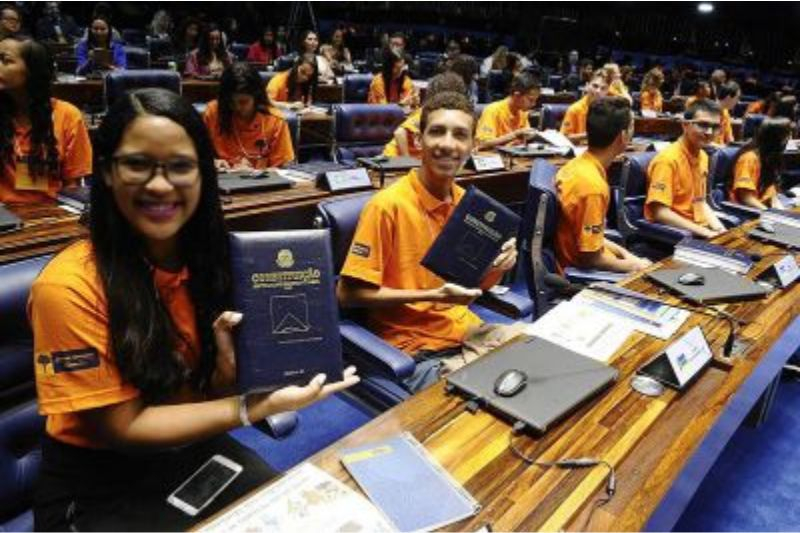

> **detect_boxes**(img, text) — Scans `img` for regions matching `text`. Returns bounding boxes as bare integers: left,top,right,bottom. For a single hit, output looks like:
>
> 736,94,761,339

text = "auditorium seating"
104,69,182,108
230,43,250,61
331,103,406,162
708,146,761,220
539,103,570,130
123,46,150,69
342,73,373,103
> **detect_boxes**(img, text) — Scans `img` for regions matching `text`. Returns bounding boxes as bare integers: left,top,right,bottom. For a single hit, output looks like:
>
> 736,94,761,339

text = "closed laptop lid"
647,265,768,304
749,223,800,249
358,156,421,170
446,336,618,433
0,204,21,233
217,172,293,195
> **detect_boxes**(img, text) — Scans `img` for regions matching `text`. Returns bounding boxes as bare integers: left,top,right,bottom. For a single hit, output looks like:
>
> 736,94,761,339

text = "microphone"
543,272,583,296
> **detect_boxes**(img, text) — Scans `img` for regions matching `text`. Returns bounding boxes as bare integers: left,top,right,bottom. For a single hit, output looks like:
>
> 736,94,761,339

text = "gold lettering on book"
251,268,322,290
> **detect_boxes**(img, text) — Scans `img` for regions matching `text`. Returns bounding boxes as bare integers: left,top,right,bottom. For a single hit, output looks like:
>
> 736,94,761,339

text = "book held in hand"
421,186,521,288
229,229,343,393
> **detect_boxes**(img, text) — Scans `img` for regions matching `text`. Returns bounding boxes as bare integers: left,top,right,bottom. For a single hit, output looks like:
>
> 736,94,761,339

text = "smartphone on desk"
166,455,243,516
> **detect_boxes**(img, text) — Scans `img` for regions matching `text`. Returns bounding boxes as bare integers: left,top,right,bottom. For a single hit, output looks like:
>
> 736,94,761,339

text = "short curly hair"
420,91,475,132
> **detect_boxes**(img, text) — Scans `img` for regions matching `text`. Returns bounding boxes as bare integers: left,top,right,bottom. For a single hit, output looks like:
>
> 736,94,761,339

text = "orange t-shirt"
340,169,481,354
475,97,530,144
645,137,709,225
746,101,765,115
729,150,777,205
1,98,92,204
202,100,295,168
383,109,421,158
685,96,701,108
715,108,734,145
367,74,414,104
560,96,590,136
267,70,310,103
554,151,614,271
640,89,663,113
30,240,201,449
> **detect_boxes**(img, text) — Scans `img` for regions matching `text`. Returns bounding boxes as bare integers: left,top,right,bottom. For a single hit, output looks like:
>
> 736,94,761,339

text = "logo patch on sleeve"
583,224,603,234
351,242,371,258
651,182,667,192
51,348,100,373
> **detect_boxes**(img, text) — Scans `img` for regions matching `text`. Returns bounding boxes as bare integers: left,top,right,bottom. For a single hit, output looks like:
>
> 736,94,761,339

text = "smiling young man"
475,72,540,150
645,99,726,239
338,91,521,392
560,70,610,141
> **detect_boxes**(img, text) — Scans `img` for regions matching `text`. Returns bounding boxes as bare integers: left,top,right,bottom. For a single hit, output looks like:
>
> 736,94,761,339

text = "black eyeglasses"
688,120,721,133
112,155,199,187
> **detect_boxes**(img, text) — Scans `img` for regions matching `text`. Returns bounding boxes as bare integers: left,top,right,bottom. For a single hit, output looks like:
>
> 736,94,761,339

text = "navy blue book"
421,186,521,288
229,229,343,393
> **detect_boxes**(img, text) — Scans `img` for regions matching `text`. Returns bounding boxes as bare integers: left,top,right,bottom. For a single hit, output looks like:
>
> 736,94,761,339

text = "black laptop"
217,171,293,195
748,222,800,249
647,265,769,304
357,155,421,171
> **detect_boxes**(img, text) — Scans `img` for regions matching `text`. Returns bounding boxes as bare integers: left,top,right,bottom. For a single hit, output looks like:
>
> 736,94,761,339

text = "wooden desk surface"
274,223,800,532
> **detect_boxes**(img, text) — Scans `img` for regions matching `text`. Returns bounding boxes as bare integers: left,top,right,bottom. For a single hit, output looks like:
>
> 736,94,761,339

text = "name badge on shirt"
14,157,51,191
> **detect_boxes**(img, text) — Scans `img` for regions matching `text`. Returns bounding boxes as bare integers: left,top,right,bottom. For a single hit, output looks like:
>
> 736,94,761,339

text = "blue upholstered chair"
708,146,761,220
331,104,406,163
342,74,373,103
486,70,509,102
146,37,174,62
123,46,150,69
547,74,563,91
743,114,766,140
230,43,250,61
121,28,146,46
520,160,624,318
539,103,570,130
104,69,181,108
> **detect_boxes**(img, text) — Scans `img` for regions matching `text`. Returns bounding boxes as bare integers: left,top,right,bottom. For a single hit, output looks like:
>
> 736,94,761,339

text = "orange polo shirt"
340,169,481,354
640,89,663,113
267,70,310,103
560,95,590,136
746,101,765,115
367,74,414,104
30,240,201,449
608,80,630,99
715,108,734,145
645,137,709,225
729,150,777,205
555,151,615,271
475,97,530,144
685,96,701,108
1,98,92,204
383,109,421,158
202,100,295,168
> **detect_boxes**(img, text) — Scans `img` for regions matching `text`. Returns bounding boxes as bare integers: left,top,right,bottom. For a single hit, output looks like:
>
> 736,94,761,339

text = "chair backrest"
315,192,377,272
539,103,570,130
230,42,250,61
617,151,658,238
259,70,278,85
519,159,560,318
547,74,562,91
0,255,50,339
474,103,487,121
342,74,373,103
275,55,294,71
487,70,509,102
123,46,150,69
708,145,740,206
147,37,173,61
104,69,181,108
121,28,146,46
333,103,405,152
733,100,749,118
743,113,766,140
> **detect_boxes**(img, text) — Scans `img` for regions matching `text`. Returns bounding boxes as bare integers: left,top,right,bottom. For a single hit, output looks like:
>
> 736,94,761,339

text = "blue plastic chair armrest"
636,218,692,243
604,228,623,244
564,267,627,284
713,210,741,228
719,200,761,220
339,320,415,380
476,289,534,319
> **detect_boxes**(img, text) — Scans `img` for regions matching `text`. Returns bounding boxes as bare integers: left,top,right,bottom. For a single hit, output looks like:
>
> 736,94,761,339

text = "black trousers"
34,434,276,532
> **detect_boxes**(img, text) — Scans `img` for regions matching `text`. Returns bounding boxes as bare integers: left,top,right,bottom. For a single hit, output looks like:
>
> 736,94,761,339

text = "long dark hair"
730,117,791,196
0,37,59,179
217,62,270,137
258,26,278,59
296,29,318,54
197,22,230,68
288,53,318,103
380,47,409,102
87,15,113,49
90,88,230,402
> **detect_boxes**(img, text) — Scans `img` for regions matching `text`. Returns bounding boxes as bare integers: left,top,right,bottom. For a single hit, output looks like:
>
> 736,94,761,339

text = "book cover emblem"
276,249,294,268
484,211,496,223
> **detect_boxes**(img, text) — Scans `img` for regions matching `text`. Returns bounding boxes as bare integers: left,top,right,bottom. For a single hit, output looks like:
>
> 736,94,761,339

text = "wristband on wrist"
238,394,252,427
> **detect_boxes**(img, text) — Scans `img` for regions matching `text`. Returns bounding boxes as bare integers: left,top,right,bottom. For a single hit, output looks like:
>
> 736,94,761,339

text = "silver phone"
166,454,243,516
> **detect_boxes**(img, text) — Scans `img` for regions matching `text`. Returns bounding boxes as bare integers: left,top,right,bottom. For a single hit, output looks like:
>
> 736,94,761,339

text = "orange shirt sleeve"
401,77,414,101
572,194,607,253
716,109,734,144
267,72,289,102
476,105,499,143
57,102,93,182
201,100,225,160
645,157,676,216
560,102,582,135
340,199,394,286
368,75,387,104
266,115,295,167
731,151,760,203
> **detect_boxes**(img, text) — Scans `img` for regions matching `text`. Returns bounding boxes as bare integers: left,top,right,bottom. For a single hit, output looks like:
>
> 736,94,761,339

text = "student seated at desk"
267,53,318,111
645,99,727,239
246,26,283,65
746,91,781,116
383,72,467,158
728,117,791,210
203,63,294,171
560,70,609,141
555,97,652,273
75,15,126,75
0,36,92,204
184,23,234,79
604,63,632,104
30,88,358,531
475,72,540,150
367,47,418,106
640,68,665,114
338,91,522,393
684,80,711,109
715,81,740,145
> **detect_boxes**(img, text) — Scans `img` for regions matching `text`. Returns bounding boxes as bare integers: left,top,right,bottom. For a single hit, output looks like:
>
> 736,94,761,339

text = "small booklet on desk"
229,229,343,393
421,186,521,288
340,432,480,532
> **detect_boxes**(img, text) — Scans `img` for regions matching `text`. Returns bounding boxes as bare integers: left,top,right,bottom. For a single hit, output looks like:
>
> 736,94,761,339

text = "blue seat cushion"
0,509,33,532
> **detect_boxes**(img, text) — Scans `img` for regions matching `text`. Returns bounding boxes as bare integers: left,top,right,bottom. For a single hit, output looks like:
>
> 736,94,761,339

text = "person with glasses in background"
203,62,294,172
30,88,359,531
0,4,23,39
0,36,92,204
644,99,727,239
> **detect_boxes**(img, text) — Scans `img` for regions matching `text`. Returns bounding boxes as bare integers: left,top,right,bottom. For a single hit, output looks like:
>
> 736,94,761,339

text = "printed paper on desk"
523,300,633,362
665,326,712,387
199,463,395,533
535,129,576,151
641,109,658,118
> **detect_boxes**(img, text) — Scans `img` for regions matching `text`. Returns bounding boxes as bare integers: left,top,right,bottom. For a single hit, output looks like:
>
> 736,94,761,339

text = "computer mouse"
759,220,776,234
494,369,528,397
678,272,706,286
